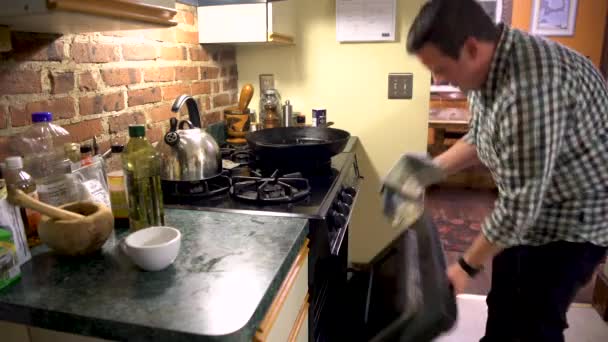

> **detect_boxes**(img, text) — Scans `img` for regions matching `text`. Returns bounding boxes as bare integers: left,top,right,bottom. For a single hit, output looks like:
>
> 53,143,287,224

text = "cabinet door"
0,321,29,342
254,241,309,342
288,295,309,342
198,4,267,43
268,0,296,44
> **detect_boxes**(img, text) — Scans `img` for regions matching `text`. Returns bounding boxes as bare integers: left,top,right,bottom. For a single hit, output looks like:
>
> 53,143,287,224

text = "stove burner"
230,170,311,203
162,174,231,199
221,144,254,165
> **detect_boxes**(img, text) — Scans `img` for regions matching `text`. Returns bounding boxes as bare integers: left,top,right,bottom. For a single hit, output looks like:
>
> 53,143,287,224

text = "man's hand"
447,263,470,295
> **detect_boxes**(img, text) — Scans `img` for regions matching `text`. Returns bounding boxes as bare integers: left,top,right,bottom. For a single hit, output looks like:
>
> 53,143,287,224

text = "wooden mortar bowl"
39,202,114,256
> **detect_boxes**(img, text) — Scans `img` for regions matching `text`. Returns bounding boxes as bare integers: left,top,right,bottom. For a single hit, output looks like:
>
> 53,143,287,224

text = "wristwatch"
458,256,483,278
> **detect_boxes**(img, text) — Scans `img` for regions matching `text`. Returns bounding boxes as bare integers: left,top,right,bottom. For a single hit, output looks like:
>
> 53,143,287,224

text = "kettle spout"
172,95,202,128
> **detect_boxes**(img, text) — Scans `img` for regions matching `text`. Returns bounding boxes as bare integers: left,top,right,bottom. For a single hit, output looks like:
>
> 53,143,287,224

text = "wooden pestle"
8,189,84,221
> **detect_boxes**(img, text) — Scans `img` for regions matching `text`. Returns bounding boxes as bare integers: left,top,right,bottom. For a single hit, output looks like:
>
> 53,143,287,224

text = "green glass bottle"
123,125,164,231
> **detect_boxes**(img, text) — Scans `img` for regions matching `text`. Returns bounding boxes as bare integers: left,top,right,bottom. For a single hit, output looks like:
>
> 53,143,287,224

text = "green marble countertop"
0,209,309,341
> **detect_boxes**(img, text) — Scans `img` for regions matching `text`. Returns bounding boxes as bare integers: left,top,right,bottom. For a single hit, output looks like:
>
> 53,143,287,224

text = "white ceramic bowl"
123,226,181,271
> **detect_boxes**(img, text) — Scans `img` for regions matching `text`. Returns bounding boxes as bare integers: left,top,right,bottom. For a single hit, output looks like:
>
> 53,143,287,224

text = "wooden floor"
430,187,599,304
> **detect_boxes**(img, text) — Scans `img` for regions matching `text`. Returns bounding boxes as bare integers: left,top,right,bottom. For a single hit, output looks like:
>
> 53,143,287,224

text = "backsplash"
0,3,238,161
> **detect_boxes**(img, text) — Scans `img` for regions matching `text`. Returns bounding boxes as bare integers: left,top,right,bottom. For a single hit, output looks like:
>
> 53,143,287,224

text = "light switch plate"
388,73,413,99
259,74,275,93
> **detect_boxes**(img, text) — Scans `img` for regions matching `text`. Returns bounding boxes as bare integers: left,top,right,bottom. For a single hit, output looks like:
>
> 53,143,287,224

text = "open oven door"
337,211,457,342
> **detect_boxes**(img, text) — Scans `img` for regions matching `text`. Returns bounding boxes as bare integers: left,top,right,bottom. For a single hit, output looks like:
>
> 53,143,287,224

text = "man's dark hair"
407,0,499,59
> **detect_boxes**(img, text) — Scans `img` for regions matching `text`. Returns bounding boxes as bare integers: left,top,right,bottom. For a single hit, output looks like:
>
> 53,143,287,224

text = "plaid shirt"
464,24,608,248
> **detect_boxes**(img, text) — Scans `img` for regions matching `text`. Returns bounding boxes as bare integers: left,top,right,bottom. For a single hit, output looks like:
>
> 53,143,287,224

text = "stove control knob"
339,192,354,205
328,210,347,230
343,186,357,197
333,201,350,216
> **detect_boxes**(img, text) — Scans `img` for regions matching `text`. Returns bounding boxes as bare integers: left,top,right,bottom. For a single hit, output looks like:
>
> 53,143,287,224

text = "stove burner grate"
230,170,311,203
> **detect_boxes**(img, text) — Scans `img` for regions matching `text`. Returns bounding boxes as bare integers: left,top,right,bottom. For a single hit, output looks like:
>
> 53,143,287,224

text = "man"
406,0,608,341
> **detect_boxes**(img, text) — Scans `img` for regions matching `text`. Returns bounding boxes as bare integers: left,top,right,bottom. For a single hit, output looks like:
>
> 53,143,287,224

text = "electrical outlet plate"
259,74,275,93
388,73,413,99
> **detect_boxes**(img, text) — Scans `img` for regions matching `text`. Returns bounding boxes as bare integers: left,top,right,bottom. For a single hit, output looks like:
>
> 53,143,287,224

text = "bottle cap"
128,125,146,137
111,145,124,153
5,156,23,169
32,112,53,123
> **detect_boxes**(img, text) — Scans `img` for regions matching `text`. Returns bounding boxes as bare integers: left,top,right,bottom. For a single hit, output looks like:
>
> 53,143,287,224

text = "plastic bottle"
2,157,41,247
107,144,129,227
14,112,75,206
123,125,164,231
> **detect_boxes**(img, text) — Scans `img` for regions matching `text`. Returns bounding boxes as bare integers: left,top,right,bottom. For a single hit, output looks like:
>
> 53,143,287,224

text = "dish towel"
381,153,445,230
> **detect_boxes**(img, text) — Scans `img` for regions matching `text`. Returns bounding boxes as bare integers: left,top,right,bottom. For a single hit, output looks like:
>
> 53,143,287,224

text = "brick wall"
0,3,238,161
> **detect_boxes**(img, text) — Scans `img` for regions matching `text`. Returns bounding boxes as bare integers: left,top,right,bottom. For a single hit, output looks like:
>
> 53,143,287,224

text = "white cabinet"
254,240,309,342
0,0,177,34
197,1,295,44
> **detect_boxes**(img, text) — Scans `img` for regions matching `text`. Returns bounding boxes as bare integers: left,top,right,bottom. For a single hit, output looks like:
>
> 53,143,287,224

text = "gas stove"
165,142,361,342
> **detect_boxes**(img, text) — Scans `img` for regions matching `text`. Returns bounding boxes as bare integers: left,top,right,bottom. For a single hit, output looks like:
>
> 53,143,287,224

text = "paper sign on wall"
336,0,397,42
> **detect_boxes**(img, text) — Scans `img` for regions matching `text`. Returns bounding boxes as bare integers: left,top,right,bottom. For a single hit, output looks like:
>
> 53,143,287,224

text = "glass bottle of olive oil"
123,125,164,231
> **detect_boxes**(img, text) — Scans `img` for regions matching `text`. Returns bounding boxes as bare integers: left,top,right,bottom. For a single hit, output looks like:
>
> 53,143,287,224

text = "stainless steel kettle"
155,96,221,182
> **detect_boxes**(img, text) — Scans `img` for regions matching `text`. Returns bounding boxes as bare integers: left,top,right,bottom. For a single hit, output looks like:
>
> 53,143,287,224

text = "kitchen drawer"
288,295,309,342
254,240,309,342
0,321,29,342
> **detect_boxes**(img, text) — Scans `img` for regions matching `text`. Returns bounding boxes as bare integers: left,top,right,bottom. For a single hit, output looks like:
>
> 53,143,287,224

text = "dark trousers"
480,241,607,342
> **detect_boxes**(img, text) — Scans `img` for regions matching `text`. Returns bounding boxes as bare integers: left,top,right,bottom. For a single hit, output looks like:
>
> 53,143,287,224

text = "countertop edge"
0,220,311,342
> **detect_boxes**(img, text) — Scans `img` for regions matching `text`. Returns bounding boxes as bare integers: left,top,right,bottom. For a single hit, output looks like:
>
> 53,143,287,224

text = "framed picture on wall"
531,0,578,36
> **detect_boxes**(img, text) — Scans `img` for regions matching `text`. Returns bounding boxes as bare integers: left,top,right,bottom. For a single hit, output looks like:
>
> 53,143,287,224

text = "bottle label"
108,174,128,219
82,179,111,207
37,176,71,207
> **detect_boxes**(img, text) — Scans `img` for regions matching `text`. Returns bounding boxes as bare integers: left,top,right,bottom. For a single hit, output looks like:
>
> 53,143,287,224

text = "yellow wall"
236,0,430,263
511,0,607,66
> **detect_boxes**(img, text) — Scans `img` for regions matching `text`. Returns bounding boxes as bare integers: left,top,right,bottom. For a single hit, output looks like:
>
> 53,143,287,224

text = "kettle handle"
178,120,194,130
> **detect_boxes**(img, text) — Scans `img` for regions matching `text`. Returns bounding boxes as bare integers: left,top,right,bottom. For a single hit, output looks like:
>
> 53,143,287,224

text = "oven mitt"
381,153,445,229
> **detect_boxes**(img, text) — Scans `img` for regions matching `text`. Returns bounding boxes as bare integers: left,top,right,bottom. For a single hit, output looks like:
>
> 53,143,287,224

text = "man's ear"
463,37,479,60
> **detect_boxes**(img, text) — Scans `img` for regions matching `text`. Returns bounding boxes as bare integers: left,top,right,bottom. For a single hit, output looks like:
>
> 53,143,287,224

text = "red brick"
101,68,141,86
175,66,198,81
200,67,219,80
64,119,103,142
0,105,7,129
230,92,238,104
203,111,221,127
78,72,98,91
213,94,231,108
223,78,238,92
213,81,220,93
50,72,75,94
177,11,195,25
220,48,236,61
205,97,211,111
108,111,146,134
146,125,164,143
162,84,191,101
230,64,238,77
79,92,125,115
143,67,174,82
175,29,198,44
105,29,175,43
148,103,173,123
0,70,42,94
189,47,209,61
0,136,10,161
160,46,186,60
128,87,162,106
191,81,211,95
71,43,119,63
9,33,65,61
10,97,76,126
122,44,157,61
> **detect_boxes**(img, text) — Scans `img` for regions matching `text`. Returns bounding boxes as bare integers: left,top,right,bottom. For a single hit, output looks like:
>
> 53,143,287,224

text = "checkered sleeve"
463,93,478,145
481,85,572,247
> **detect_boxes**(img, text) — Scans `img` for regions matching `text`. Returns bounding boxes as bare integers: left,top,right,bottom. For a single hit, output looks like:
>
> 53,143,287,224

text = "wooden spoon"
238,83,254,112
8,189,84,221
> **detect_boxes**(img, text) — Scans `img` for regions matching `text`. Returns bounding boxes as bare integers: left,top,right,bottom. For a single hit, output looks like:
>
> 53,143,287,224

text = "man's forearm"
433,138,481,176
463,233,503,269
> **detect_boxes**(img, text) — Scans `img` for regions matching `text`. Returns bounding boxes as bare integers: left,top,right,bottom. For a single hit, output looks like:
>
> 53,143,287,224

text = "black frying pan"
246,126,351,162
